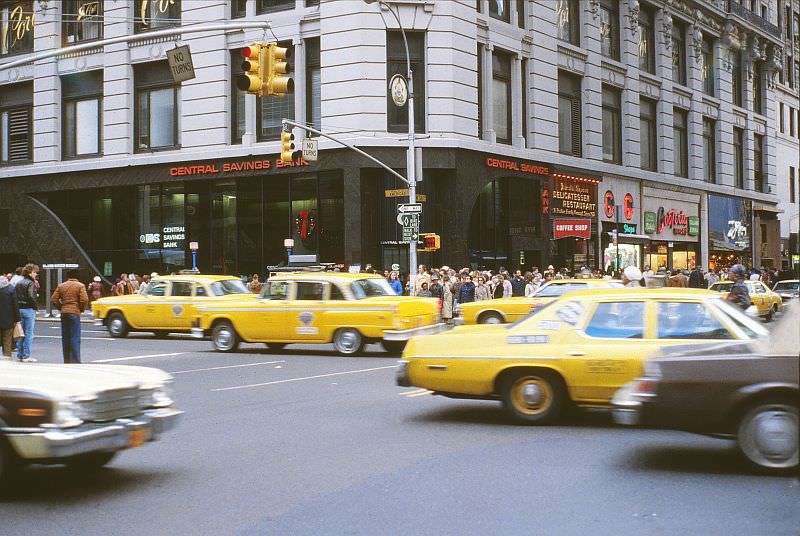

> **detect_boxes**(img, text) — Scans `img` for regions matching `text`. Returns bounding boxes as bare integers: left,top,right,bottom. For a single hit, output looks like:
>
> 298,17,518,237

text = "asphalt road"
1,321,798,536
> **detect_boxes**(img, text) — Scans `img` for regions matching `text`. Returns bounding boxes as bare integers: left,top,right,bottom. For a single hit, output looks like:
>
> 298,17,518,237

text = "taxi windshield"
773,281,799,292
210,279,250,296
351,278,395,299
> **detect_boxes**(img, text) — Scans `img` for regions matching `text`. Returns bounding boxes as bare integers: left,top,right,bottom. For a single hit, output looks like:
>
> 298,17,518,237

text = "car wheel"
212,322,240,352
153,330,170,339
501,370,565,425
479,312,504,325
382,340,407,355
737,398,798,472
66,451,117,470
265,343,287,351
333,328,363,356
107,312,129,338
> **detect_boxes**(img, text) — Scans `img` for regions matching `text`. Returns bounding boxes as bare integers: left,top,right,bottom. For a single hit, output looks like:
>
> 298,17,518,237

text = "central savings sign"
553,219,591,239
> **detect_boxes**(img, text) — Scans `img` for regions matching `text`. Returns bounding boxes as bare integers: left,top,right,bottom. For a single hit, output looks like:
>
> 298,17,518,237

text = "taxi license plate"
128,429,149,448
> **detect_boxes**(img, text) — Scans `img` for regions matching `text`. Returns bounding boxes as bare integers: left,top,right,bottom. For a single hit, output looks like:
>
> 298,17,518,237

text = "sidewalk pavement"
37,312,96,324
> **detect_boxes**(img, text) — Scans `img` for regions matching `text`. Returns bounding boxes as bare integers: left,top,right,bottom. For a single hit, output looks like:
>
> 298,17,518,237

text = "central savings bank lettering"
169,158,308,176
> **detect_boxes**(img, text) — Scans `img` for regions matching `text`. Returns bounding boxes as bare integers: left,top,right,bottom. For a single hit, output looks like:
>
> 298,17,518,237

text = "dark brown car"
612,340,798,472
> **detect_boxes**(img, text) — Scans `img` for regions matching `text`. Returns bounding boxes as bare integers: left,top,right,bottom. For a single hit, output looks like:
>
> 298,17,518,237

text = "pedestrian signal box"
419,233,440,251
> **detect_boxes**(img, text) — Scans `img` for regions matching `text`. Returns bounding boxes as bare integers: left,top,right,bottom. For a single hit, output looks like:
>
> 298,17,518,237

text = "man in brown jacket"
51,270,89,363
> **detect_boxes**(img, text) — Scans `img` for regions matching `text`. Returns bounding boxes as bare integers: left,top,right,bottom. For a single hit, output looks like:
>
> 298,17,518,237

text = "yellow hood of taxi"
405,324,507,356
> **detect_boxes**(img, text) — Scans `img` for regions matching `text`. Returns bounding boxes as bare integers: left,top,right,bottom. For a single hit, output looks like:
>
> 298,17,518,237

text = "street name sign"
167,45,196,83
302,138,318,162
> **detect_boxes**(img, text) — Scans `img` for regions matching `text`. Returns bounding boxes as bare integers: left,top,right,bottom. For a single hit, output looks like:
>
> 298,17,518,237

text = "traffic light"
236,43,265,95
420,233,440,251
266,43,294,97
280,130,295,163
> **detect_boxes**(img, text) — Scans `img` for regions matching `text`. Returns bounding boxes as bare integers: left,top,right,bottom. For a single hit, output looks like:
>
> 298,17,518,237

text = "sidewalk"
37,311,96,324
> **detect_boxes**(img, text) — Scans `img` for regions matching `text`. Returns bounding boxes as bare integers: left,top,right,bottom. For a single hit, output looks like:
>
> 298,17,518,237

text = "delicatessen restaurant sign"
547,173,599,219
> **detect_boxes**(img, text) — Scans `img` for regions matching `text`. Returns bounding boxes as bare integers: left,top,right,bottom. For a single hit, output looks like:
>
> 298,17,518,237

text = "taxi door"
131,280,169,329
163,280,195,329
288,281,327,342
561,299,654,402
250,280,290,341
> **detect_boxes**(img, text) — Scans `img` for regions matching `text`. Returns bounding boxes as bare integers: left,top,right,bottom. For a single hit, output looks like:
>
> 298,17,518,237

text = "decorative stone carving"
721,22,741,50
692,26,703,63
750,35,764,61
588,0,600,21
628,0,640,34
662,13,673,51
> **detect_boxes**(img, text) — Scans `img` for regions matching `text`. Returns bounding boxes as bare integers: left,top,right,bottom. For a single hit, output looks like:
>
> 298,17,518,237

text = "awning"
753,203,782,214
605,232,650,244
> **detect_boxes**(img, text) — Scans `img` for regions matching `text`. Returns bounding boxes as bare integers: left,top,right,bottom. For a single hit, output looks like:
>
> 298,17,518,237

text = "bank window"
489,0,510,22
752,61,763,115
754,133,764,192
779,102,785,133
657,302,733,340
135,0,181,33
558,71,582,157
306,37,321,134
790,106,796,137
672,22,686,86
232,0,247,18
230,49,245,145
63,0,103,44
584,302,645,339
260,281,288,300
702,117,716,183
0,81,33,164
135,61,180,151
731,50,742,107
602,85,621,164
673,107,688,178
257,0,294,14
387,31,425,134
701,35,715,96
516,0,525,28
258,41,294,141
734,127,744,189
556,0,580,46
638,6,655,74
493,49,512,145
62,71,103,159
170,281,193,297
295,282,324,301
791,167,796,204
639,97,657,171
786,53,794,89
1,0,33,56
599,0,619,61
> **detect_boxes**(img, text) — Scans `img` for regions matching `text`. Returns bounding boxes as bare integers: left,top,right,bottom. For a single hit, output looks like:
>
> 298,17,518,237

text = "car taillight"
632,378,658,396
437,299,442,312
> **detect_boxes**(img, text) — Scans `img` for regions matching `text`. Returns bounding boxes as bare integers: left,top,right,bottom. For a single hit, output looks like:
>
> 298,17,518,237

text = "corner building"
0,0,788,276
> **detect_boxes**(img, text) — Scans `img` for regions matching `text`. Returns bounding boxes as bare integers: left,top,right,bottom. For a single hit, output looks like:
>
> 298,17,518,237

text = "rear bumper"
611,383,643,426
190,327,205,339
383,323,446,341
4,407,182,461
396,360,411,387
93,319,104,326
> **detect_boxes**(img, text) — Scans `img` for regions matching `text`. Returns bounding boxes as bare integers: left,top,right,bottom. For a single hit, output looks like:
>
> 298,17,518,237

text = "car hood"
0,362,171,400
404,324,509,357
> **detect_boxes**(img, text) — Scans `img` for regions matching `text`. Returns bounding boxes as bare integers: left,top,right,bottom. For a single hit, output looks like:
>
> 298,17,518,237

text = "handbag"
13,321,24,340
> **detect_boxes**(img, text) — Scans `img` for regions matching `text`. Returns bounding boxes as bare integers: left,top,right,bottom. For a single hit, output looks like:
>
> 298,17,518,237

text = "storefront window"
135,0,181,33
210,181,237,274
1,1,33,57
63,0,103,44
291,175,318,257
161,184,185,271
603,243,640,273
137,185,162,270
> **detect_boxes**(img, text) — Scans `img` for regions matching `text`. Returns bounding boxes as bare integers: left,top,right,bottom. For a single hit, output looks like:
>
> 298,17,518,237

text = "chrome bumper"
396,360,411,387
453,317,464,326
4,407,182,461
93,319,104,326
190,327,205,339
611,383,642,426
383,323,446,341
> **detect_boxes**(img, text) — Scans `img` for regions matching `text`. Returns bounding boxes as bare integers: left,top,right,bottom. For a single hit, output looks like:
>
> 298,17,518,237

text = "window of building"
639,97,657,171
602,85,621,164
516,0,525,28
1,0,34,56
790,167,796,204
63,0,103,44
0,81,32,164
558,71,582,157
701,35,715,96
671,22,686,86
135,0,180,32
599,0,620,61
492,49,512,144
521,58,527,145
638,6,655,74
734,126,744,189
791,106,796,137
62,71,102,159
556,0,580,46
489,0,510,22
754,133,764,192
786,53,794,89
134,61,180,151
732,50,743,106
387,31,425,134
306,0,320,7
230,49,245,145
673,107,688,177
779,102,785,133
795,61,800,94
702,117,716,183
477,45,483,139
232,0,247,18
257,0,294,13
258,40,294,141
306,37,321,134
752,61,763,115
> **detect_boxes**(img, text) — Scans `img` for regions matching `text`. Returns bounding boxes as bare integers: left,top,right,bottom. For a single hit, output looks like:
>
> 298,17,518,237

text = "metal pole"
45,268,52,318
615,206,620,275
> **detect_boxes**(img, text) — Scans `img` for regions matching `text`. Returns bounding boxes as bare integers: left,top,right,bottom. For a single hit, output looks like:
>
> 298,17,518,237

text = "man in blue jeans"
51,269,89,364
14,263,39,362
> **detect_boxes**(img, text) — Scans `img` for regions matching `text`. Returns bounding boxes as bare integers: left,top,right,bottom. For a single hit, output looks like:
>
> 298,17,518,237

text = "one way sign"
397,203,422,214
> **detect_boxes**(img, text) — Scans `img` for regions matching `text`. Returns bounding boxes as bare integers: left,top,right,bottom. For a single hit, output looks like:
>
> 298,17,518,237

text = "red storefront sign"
553,219,591,239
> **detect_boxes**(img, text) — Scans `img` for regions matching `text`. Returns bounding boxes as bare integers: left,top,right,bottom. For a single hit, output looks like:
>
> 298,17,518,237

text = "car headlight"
43,399,85,429
141,382,174,409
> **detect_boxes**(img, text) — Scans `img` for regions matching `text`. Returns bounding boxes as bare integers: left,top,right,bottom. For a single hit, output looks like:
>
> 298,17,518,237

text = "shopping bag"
13,322,24,340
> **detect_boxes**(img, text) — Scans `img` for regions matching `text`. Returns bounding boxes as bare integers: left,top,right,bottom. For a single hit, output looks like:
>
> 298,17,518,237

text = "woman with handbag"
0,277,20,358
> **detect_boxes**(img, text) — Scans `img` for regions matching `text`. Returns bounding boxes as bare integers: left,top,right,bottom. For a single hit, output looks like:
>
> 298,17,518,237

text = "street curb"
37,316,96,324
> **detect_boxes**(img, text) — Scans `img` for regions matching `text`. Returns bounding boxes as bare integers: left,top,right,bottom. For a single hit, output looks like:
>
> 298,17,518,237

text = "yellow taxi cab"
708,280,783,320
397,288,768,424
190,273,444,355
93,275,255,338
458,279,623,325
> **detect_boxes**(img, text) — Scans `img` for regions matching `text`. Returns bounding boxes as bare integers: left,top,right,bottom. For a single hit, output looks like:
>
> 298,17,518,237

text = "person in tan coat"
51,270,89,363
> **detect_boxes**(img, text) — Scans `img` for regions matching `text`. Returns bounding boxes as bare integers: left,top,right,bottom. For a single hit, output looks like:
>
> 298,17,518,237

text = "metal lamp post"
189,241,199,272
365,0,418,288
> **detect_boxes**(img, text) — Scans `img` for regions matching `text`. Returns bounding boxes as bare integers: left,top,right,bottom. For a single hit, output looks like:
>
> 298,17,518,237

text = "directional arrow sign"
397,213,420,227
397,203,422,214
